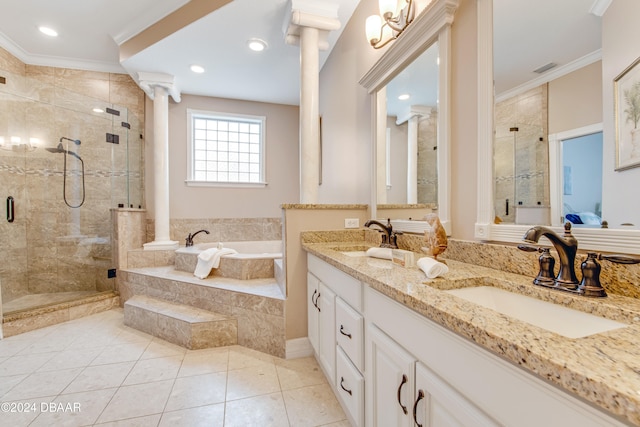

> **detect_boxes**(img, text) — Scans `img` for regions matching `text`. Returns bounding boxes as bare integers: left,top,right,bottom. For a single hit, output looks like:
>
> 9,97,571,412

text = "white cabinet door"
307,272,320,354
318,282,337,385
368,324,416,427
413,362,498,427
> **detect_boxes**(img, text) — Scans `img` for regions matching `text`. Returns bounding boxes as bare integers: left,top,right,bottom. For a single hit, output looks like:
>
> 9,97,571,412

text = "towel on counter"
193,247,238,279
366,247,393,260
417,256,449,279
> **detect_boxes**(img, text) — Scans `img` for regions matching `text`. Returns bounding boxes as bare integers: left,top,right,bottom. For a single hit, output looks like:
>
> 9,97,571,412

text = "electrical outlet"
344,218,359,229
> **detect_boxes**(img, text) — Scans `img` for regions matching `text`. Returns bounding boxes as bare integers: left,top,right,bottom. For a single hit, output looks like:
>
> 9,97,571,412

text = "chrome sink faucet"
522,222,579,290
365,218,401,249
185,229,210,247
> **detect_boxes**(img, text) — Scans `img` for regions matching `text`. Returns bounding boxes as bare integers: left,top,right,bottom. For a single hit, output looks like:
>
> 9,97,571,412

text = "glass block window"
187,109,266,185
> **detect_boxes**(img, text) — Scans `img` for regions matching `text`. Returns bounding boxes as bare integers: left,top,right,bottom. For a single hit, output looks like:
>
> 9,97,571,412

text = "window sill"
185,180,268,188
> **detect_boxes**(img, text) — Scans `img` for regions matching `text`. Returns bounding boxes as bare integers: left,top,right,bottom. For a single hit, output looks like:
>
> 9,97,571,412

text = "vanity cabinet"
367,323,496,427
308,254,364,426
308,253,628,426
365,285,628,427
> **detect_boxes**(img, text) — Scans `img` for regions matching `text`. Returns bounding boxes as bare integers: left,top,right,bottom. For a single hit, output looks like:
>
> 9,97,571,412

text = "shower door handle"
7,196,14,222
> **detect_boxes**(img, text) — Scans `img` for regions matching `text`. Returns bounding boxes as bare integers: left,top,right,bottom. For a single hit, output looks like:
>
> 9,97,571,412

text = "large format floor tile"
0,309,349,426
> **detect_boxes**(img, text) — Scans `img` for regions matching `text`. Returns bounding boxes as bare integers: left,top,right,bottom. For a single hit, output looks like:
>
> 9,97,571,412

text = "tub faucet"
365,218,400,249
522,222,579,290
186,229,210,247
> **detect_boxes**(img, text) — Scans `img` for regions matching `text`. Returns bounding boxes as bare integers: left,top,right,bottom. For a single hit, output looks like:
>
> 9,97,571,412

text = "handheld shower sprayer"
45,136,86,208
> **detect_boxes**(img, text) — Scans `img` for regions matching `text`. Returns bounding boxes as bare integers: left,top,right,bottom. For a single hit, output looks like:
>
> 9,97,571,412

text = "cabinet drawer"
336,346,364,427
308,254,363,310
335,297,364,372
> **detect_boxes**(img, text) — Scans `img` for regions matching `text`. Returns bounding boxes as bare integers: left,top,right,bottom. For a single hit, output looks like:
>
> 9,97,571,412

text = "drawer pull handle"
339,325,352,339
397,374,408,415
340,377,352,396
413,389,425,427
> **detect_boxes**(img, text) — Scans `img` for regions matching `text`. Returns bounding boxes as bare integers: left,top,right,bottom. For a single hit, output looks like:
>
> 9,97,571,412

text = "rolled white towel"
366,247,393,260
417,256,449,279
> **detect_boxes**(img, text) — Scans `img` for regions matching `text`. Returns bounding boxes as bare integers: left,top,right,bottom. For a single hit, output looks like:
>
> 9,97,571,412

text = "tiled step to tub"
123,295,237,350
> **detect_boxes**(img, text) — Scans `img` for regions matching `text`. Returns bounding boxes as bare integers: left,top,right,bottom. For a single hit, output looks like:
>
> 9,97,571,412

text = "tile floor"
0,308,350,427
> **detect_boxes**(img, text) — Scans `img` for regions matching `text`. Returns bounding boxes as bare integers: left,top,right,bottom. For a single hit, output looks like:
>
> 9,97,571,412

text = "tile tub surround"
119,267,286,358
174,242,281,280
302,235,640,426
146,217,283,245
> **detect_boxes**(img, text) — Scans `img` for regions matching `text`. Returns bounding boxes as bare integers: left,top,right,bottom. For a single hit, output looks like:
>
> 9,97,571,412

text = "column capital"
137,72,181,103
283,0,341,50
395,105,433,125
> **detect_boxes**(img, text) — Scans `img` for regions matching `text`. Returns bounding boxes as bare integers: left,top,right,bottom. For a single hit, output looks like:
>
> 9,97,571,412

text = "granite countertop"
302,240,640,426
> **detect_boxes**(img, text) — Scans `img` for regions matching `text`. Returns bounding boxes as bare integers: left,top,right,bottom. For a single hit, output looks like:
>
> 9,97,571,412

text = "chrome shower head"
59,136,81,145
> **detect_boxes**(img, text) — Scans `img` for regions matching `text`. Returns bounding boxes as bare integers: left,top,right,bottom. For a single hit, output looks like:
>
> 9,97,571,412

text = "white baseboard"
286,337,313,359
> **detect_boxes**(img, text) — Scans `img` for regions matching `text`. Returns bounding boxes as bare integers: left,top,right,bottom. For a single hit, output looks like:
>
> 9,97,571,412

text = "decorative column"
138,72,181,250
284,0,340,203
396,106,432,204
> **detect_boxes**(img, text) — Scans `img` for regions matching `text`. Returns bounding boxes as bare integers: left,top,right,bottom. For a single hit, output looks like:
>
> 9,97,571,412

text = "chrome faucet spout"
522,222,579,288
186,229,210,247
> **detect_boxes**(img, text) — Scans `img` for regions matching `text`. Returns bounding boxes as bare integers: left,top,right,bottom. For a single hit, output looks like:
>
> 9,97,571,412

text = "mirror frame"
360,0,459,235
475,0,640,255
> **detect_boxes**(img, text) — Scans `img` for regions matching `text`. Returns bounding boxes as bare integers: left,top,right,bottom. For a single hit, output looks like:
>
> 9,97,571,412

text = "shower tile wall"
494,85,549,223
0,47,145,304
417,112,438,204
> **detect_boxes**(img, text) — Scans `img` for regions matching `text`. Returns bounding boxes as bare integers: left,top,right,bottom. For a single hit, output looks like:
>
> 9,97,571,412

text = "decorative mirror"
476,0,640,254
360,0,459,235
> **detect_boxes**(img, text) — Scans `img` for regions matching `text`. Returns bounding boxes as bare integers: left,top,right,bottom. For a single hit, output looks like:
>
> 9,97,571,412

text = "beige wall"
283,206,369,340
318,0,478,240
145,94,299,220
548,61,602,134
317,0,382,205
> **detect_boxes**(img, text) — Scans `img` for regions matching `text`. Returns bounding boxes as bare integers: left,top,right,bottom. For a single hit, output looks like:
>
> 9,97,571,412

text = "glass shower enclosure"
494,85,550,224
0,67,143,316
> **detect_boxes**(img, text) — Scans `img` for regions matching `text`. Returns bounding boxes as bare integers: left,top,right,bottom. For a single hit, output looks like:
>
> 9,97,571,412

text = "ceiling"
0,0,359,106
0,0,603,108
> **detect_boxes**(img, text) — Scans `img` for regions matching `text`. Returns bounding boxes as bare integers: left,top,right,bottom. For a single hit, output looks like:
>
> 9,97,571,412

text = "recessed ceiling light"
38,26,58,37
190,64,205,73
398,94,410,101
247,38,268,52
93,108,104,113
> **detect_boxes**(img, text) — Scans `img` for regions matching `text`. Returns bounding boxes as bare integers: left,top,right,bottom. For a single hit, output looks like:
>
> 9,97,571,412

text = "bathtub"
174,240,283,280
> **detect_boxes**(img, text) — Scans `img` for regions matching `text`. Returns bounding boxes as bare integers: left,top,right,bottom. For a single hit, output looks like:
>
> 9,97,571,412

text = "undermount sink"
445,286,628,339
